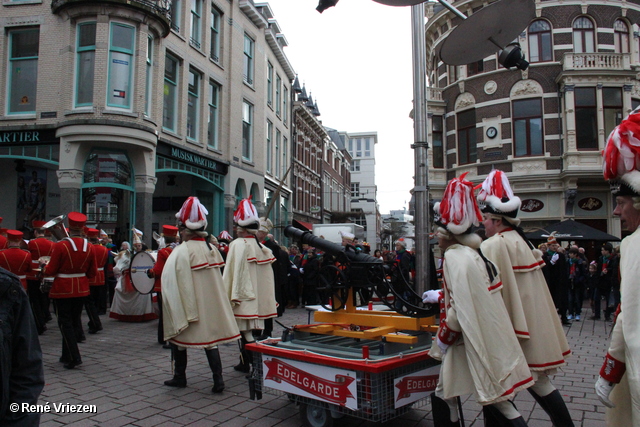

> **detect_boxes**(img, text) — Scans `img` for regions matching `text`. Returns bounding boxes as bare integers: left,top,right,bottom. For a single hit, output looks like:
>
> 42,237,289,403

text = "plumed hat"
176,196,208,230
259,217,274,233
603,106,640,196
476,170,521,222
339,231,355,240
547,231,558,245
433,173,482,235
132,227,143,244
100,229,108,238
218,230,232,243
233,197,259,229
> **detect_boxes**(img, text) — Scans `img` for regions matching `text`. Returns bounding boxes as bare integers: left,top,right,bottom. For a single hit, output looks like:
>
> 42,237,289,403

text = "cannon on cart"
246,225,440,427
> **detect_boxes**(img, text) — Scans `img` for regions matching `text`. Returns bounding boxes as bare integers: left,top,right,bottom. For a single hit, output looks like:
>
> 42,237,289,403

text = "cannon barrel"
284,225,382,264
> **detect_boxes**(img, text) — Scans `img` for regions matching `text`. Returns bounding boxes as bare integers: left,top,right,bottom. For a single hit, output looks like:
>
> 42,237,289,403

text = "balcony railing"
52,0,171,34
427,87,443,102
562,52,631,71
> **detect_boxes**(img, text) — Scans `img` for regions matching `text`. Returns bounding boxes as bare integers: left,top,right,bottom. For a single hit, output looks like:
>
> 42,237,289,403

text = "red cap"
32,220,47,229
86,228,99,238
162,225,179,237
0,228,7,236
7,229,23,242
68,212,87,229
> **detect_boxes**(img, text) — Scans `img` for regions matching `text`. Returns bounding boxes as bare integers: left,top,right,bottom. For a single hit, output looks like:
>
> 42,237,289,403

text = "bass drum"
129,251,158,294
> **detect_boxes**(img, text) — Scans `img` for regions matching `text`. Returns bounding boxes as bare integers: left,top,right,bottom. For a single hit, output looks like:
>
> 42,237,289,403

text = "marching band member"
477,170,573,426
43,212,97,369
85,228,108,334
223,197,277,373
0,218,8,250
0,230,32,290
147,224,178,347
27,221,53,335
595,107,640,425
162,197,240,393
424,174,533,426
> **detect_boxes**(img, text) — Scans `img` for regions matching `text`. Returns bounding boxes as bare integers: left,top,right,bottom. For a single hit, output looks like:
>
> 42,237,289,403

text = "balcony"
562,52,631,71
52,0,171,36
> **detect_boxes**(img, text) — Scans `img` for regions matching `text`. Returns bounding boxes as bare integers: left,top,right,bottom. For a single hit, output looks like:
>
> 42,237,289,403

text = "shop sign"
0,129,58,144
578,197,603,211
520,199,544,213
262,356,358,410
394,365,440,408
168,146,227,174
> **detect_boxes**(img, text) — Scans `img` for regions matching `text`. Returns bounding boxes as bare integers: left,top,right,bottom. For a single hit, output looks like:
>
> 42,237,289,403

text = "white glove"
422,290,442,304
595,376,615,408
550,253,559,265
299,268,304,274
436,337,449,354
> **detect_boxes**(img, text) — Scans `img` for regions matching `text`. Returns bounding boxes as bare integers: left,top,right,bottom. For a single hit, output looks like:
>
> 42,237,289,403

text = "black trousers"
85,286,103,331
55,297,85,362
157,291,164,344
27,279,47,332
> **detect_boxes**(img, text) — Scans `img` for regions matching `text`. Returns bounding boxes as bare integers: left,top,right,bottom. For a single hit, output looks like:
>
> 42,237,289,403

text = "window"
351,182,360,198
432,115,444,168
8,28,39,114
267,62,273,106
170,0,182,32
283,86,288,124
575,87,597,150
528,20,552,63
633,99,640,111
163,54,179,131
207,80,220,149
573,17,595,53
467,59,484,76
282,137,288,178
107,23,135,109
210,6,221,61
145,35,153,116
513,98,543,157
457,109,477,165
190,0,202,49
266,120,273,173
614,19,630,54
242,100,253,160
351,159,360,172
187,68,200,140
275,74,281,116
603,87,622,138
275,129,281,178
243,34,254,85
448,65,458,84
364,139,371,157
75,22,96,107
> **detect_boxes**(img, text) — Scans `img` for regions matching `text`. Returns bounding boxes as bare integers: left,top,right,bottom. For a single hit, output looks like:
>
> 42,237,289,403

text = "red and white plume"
476,169,521,214
233,196,259,228
176,196,208,230
603,107,640,194
434,173,482,235
218,230,232,242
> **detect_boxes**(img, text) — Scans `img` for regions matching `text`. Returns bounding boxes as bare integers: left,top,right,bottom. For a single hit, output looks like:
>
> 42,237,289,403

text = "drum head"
130,251,156,294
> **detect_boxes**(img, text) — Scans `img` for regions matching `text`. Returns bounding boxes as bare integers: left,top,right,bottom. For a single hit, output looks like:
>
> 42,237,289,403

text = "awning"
292,219,314,231
525,219,620,242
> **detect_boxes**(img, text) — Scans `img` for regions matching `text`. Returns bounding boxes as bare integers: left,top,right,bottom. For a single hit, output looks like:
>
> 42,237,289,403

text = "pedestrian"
595,108,640,424
543,232,571,325
424,173,533,426
147,224,178,347
85,228,107,334
287,245,302,308
223,197,277,373
161,197,240,393
477,169,573,426
301,247,320,305
591,243,619,321
26,220,53,335
43,212,97,369
567,247,587,321
0,266,44,426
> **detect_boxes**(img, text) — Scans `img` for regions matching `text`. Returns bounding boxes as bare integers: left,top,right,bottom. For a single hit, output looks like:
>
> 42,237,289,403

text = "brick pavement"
36,302,610,426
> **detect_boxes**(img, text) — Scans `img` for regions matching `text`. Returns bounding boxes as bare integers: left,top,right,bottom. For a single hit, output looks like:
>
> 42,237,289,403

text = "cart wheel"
300,403,334,427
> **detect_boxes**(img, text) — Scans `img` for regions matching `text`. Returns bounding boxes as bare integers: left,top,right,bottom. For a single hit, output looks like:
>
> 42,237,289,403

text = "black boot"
234,337,253,373
528,389,574,427
483,403,527,427
164,345,187,387
431,393,462,427
205,348,225,393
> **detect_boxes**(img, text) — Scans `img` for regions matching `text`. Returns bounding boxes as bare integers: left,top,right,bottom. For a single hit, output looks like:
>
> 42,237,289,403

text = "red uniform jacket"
90,244,109,286
27,237,54,281
151,247,173,292
0,235,7,250
44,237,97,298
0,248,32,289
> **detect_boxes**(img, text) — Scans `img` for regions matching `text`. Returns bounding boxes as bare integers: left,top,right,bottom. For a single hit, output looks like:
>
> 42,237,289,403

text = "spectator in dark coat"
591,243,619,321
566,247,587,321
301,248,320,305
542,232,570,325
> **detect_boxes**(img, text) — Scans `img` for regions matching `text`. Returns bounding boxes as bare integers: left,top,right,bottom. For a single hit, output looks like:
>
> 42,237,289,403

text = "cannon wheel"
300,403,334,427
317,265,349,311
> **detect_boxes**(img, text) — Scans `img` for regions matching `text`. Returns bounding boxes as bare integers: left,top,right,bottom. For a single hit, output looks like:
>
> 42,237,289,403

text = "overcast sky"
264,0,416,214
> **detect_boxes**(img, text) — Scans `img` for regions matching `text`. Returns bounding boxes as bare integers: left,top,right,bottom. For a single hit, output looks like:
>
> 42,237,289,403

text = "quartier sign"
0,130,58,144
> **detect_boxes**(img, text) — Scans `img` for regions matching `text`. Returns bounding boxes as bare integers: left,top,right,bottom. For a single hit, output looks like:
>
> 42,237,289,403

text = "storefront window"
107,23,135,109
